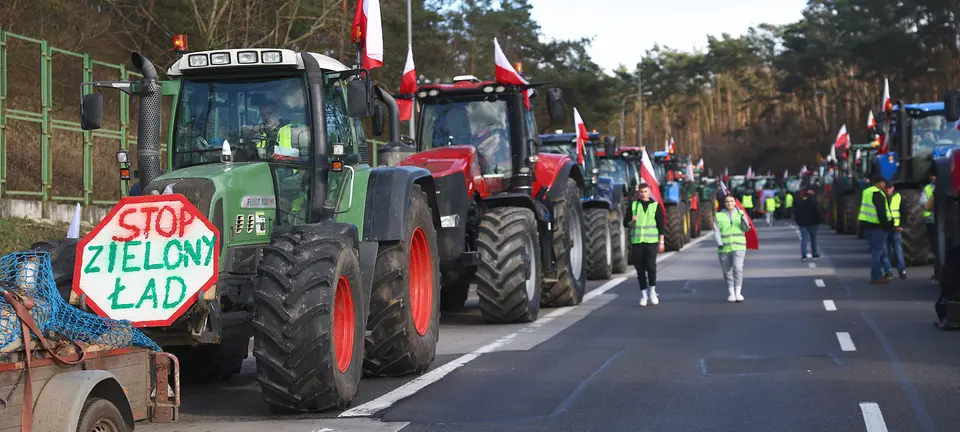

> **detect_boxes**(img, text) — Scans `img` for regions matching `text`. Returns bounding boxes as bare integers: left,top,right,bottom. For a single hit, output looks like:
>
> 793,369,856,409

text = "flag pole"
407,0,415,140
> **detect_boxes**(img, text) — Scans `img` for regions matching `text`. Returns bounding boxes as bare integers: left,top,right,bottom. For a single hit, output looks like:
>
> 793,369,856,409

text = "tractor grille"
143,178,216,218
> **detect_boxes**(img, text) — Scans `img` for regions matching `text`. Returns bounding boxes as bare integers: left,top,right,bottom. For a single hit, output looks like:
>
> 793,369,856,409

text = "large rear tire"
252,224,364,413
475,207,542,324
542,179,587,307
610,209,628,274
700,206,715,234
900,189,930,266
363,184,440,377
584,207,613,280
664,204,685,252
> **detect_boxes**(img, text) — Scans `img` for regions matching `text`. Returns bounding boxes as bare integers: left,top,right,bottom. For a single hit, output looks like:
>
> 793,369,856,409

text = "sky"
528,0,808,73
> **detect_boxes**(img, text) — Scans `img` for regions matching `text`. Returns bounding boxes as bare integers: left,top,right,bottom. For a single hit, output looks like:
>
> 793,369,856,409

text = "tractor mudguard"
543,159,585,201
31,370,134,432
363,166,440,242
595,176,616,204
581,197,612,210
431,173,471,262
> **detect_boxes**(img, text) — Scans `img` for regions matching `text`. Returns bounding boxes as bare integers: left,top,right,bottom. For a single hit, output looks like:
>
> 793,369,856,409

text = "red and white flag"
494,38,532,109
352,0,383,70
878,78,893,154
882,78,892,113
867,110,876,129
801,165,808,174
697,158,704,170
834,124,850,158
719,181,759,250
685,163,695,180
668,137,676,154
398,44,417,122
573,108,589,166
640,148,664,204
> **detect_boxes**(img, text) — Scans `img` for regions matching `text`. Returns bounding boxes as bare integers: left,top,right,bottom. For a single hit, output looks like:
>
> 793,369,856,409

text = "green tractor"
58,48,444,413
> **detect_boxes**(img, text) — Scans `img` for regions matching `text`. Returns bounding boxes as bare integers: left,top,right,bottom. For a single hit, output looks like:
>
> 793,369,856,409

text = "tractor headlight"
261,51,282,63
238,51,258,64
210,52,230,65
188,54,208,67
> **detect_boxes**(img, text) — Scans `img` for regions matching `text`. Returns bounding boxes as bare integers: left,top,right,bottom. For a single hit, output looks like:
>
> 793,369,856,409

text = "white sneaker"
727,287,736,302
735,286,744,302
640,289,649,307
639,298,648,307
650,294,660,305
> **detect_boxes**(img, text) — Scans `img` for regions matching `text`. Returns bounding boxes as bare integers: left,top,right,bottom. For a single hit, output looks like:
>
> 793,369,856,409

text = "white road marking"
859,402,890,432
836,332,857,351
340,233,710,418
815,278,825,287
808,262,817,268
823,300,837,311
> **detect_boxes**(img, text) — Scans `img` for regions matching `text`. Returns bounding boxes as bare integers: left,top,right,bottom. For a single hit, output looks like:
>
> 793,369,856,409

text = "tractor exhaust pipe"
131,53,163,191
375,87,401,143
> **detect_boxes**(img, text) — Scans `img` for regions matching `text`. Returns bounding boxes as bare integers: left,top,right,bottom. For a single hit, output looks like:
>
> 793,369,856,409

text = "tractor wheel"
900,189,930,266
610,209,628,274
475,207,542,324
700,207,715,234
584,207,613,280
252,223,364,413
844,195,859,236
690,206,701,238
363,184,440,377
541,179,587,307
30,239,80,302
664,204,685,252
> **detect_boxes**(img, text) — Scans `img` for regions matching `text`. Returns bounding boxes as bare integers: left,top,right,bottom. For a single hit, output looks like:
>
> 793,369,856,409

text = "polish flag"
829,143,837,162
494,38,532,109
352,0,383,70
723,167,729,183
668,137,676,154
685,163,695,181
834,124,850,158
639,148,664,204
867,110,876,129
878,79,892,154
855,148,862,163
882,78,892,113
697,158,704,170
398,45,417,122
719,181,759,250
573,108,589,166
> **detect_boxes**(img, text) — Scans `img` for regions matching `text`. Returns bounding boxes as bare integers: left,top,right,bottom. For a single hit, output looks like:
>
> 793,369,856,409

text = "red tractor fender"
952,149,960,195
533,153,584,200
396,145,489,199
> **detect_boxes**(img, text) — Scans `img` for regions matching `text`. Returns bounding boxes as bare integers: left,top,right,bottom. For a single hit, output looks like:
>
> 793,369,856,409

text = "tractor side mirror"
945,89,960,122
546,88,566,123
80,93,103,131
603,136,617,156
347,78,374,118
372,103,385,136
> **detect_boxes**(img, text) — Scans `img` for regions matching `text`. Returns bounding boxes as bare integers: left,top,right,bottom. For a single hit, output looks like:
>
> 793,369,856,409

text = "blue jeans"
867,228,892,280
800,226,820,258
887,230,905,273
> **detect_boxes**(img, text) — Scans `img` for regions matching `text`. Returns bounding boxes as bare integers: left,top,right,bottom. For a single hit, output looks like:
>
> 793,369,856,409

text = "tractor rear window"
420,100,512,175
600,159,629,184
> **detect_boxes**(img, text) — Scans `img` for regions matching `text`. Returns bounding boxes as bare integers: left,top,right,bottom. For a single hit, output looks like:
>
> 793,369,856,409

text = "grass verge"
0,218,91,255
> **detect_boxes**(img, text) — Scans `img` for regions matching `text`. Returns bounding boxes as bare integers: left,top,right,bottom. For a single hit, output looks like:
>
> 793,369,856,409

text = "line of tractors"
22,43,713,415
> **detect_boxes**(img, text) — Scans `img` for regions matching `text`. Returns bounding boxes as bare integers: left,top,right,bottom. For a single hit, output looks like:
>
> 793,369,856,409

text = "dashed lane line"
815,278,825,287
823,300,837,311
859,402,890,432
340,232,712,418
836,332,857,352
808,262,817,268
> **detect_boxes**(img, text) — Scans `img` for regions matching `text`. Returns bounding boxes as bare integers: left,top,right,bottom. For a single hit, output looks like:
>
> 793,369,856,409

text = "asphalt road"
141,221,957,432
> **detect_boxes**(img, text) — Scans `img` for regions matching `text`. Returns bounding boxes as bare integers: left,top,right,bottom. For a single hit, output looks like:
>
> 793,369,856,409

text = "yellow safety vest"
716,211,747,252
765,197,776,212
257,124,293,149
631,201,660,244
742,195,754,209
890,192,901,227
923,184,934,219
858,186,889,224
785,194,794,208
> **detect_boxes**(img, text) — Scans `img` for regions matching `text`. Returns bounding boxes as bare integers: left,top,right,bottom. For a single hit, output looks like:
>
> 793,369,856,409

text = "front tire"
700,206,715,234
900,189,930,266
664,204,685,251
475,207,542,324
542,179,587,307
584,207,613,280
252,224,364,413
364,184,440,377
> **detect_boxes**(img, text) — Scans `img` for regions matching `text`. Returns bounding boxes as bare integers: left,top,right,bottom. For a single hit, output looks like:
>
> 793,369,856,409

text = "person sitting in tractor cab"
252,97,298,155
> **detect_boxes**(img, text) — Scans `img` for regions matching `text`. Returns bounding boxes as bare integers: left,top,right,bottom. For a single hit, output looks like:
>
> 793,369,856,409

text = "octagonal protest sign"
73,194,220,327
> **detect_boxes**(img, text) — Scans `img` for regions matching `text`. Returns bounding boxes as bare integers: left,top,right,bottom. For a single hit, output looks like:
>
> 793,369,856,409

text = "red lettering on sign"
140,206,160,239
112,208,141,242
179,207,196,237
155,206,177,238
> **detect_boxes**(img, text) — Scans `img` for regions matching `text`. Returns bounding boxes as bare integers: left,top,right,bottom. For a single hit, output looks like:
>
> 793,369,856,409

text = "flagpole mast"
637,61,643,147
407,0,415,140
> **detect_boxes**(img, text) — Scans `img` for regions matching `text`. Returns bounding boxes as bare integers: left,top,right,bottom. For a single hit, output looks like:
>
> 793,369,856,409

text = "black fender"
484,193,554,270
363,165,441,242
581,198,612,210
545,161,585,201
431,173,471,262
611,183,626,209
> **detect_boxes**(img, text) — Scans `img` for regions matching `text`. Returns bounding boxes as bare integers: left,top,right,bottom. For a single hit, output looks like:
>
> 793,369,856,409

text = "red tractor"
380,75,586,324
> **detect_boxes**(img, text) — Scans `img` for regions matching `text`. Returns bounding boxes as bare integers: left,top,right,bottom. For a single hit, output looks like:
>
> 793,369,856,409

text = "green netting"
0,251,161,352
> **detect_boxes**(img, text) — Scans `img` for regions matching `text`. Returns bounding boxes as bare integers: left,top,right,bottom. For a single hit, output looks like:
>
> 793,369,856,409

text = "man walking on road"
715,194,751,302
886,184,906,279
794,186,822,261
628,183,665,307
858,175,893,284
764,195,777,227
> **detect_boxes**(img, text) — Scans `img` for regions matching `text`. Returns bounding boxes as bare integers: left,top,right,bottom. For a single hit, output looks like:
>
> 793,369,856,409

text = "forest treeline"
2,0,958,173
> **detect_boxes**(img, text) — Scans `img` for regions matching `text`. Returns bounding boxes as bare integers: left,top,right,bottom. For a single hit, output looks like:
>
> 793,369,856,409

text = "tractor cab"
876,102,960,186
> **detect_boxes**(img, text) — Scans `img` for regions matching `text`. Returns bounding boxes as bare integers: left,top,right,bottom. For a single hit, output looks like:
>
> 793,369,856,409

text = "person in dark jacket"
793,186,822,261
858,175,893,284
624,183,666,307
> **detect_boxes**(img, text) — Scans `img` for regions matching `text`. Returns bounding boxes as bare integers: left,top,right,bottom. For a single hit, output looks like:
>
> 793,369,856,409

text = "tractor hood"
396,145,481,179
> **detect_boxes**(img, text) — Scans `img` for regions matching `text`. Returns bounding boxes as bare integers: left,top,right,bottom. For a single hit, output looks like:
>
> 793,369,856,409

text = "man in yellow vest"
254,99,299,157
741,191,754,216
784,191,794,219
858,175,893,284
919,173,937,283
764,195,777,227
627,183,666,307
885,184,906,279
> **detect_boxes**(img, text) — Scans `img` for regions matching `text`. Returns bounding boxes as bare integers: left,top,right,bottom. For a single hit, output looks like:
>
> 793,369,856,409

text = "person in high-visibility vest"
919,173,938,283
858,175,893,284
764,195,777,227
714,194,751,302
626,183,666,307
885,184,906,279
741,193,754,211
784,192,794,219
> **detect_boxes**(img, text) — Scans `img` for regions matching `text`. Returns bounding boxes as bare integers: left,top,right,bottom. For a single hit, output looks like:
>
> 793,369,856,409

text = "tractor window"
599,159,629,185
420,100,512,176
913,115,960,154
172,76,311,169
